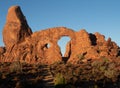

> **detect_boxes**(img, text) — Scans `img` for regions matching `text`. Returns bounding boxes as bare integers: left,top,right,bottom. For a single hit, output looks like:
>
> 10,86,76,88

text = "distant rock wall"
0,6,119,64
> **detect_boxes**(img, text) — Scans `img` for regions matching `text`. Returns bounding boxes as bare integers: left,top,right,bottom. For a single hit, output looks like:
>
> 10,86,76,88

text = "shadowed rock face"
0,6,119,64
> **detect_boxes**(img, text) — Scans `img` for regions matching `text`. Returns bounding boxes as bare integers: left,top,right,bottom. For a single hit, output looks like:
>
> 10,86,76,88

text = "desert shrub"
91,59,119,81
50,58,120,87
9,61,22,73
77,54,85,60
54,73,66,87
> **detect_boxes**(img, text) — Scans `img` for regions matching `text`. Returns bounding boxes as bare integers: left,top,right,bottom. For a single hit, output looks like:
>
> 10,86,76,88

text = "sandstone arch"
28,27,76,64
1,6,120,65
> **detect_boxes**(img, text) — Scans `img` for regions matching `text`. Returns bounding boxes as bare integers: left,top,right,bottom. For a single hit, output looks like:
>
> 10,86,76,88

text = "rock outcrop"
68,30,119,63
3,6,32,50
0,6,119,64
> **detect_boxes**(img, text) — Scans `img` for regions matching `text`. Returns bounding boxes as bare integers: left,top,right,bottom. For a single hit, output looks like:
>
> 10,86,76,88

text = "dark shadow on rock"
89,33,97,46
62,57,69,63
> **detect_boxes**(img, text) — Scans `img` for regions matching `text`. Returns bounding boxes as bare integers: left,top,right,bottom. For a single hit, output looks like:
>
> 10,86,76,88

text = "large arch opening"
58,36,71,62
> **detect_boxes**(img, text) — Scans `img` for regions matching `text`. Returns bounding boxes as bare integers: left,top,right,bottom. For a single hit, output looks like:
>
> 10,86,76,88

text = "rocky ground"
0,62,54,88
0,58,120,88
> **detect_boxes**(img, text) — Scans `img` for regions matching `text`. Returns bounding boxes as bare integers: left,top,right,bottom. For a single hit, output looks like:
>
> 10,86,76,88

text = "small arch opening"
43,43,50,50
46,43,50,48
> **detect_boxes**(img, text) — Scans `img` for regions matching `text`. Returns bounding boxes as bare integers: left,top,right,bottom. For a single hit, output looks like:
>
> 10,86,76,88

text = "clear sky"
0,0,120,55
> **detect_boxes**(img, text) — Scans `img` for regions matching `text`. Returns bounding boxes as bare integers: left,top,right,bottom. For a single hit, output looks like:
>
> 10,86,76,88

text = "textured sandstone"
0,6,119,64
0,47,5,55
3,6,32,49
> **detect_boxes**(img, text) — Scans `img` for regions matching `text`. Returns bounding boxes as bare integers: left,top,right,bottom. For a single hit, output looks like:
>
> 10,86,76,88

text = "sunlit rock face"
3,6,32,50
0,6,119,64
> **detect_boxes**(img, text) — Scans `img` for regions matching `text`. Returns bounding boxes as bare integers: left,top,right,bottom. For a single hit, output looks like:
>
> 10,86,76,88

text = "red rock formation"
0,6,119,64
64,41,71,57
68,31,119,64
0,47,5,54
3,6,32,50
0,47,5,62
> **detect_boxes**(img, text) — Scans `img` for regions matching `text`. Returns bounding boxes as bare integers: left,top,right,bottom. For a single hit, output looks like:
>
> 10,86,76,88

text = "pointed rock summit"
3,6,32,49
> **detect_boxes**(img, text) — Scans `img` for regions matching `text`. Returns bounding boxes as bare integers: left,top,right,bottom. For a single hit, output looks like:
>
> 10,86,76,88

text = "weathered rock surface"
0,47,5,54
3,6,32,50
0,6,120,64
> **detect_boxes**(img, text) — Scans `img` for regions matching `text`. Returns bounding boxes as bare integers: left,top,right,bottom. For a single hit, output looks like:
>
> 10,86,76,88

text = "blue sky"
0,0,120,55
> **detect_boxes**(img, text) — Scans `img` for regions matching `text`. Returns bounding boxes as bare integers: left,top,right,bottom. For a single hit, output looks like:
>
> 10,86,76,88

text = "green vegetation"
0,62,44,88
9,61,22,73
77,53,85,60
54,73,66,88
0,58,120,88
50,59,120,88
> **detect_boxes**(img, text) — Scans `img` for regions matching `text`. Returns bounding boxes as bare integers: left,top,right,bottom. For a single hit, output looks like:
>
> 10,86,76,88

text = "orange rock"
3,6,32,49
1,6,119,64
